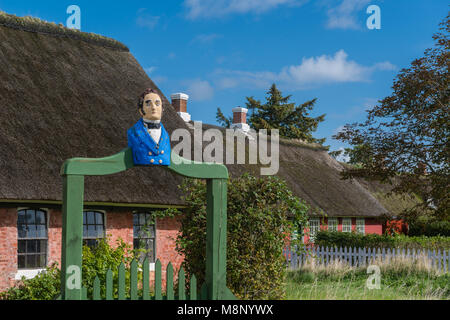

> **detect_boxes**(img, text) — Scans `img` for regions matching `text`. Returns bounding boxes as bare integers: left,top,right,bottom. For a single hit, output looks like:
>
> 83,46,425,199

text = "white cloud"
185,79,215,101
136,9,160,29
335,147,350,163
325,0,370,30
213,50,396,90
191,33,223,44
183,0,305,19
144,66,157,74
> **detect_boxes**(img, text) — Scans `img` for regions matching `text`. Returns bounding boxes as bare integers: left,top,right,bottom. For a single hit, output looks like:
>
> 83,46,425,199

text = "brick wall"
0,206,184,292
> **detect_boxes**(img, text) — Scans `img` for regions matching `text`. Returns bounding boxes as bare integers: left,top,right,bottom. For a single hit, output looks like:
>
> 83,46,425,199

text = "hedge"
314,230,450,250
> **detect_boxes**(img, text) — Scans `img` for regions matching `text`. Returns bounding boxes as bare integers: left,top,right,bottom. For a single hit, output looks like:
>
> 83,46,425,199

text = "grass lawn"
286,270,450,300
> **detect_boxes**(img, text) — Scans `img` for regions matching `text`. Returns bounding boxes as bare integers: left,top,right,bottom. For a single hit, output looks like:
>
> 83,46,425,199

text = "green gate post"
61,175,84,300
205,179,227,300
59,149,236,300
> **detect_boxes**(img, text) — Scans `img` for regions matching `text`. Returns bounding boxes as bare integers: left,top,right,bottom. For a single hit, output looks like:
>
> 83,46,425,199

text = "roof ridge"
0,11,129,52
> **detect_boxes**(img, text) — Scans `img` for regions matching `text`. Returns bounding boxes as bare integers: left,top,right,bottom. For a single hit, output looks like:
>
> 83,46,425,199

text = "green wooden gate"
59,148,236,300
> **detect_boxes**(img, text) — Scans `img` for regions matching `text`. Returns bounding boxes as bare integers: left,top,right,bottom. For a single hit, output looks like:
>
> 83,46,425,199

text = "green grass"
284,254,450,300
286,270,450,300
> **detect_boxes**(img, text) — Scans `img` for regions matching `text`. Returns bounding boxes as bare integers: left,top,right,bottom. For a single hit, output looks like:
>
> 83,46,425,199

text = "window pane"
18,240,27,254
35,211,45,224
26,210,35,224
133,226,140,238
18,224,27,239
38,254,46,268
27,240,37,253
133,214,138,226
83,212,87,224
87,225,96,238
26,254,37,268
96,212,103,225
18,211,26,224
27,225,37,238
18,255,25,269
96,226,104,238
39,240,47,253
36,225,46,238
139,213,145,226
87,212,95,225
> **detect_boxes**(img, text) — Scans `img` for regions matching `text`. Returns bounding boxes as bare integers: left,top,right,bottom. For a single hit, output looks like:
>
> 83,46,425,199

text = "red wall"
0,207,184,292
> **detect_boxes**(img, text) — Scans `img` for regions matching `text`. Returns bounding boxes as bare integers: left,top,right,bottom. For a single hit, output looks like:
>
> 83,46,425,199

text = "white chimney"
231,107,249,132
171,93,191,122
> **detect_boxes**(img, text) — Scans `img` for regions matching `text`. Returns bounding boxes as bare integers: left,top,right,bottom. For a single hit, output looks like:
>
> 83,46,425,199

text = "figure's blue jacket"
127,118,171,166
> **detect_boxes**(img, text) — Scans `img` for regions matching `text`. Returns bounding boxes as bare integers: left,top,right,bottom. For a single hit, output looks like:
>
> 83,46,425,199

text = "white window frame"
342,218,352,233
309,218,320,241
328,218,338,232
356,218,365,234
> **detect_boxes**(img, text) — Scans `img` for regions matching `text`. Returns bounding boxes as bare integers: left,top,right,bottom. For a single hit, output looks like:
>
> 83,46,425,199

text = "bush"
314,230,450,250
175,173,310,300
0,263,60,300
408,219,450,237
0,237,140,300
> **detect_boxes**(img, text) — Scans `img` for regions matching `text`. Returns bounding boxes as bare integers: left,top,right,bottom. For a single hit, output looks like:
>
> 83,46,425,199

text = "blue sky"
1,0,448,153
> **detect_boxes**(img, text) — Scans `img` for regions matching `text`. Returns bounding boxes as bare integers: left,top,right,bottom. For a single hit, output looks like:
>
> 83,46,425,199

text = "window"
133,213,156,263
342,218,352,233
83,211,105,248
356,218,365,234
328,218,338,232
309,218,320,241
17,209,48,269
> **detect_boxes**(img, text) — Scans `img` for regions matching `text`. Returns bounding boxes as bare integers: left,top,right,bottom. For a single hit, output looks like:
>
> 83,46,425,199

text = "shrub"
408,219,450,237
314,230,450,250
0,237,140,300
175,173,310,300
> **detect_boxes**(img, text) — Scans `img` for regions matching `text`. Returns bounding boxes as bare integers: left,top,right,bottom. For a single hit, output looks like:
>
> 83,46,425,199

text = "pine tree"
246,84,326,144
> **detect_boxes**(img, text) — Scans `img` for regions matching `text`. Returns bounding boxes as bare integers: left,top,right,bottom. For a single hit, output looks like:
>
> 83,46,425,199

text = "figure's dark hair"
138,88,161,115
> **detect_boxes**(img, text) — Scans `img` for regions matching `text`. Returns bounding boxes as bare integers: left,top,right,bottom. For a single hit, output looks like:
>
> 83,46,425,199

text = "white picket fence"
283,246,450,273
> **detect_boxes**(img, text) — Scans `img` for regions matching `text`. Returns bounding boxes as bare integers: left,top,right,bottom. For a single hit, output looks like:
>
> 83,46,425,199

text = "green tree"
175,173,310,300
334,13,450,220
247,84,326,144
216,107,232,128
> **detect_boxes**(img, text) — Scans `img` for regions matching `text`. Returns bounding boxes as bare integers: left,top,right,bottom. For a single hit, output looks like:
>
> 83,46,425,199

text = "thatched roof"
0,14,188,206
0,13,413,217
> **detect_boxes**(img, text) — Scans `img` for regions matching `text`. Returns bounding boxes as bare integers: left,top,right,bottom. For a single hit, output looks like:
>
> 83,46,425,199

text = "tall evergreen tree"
246,84,326,144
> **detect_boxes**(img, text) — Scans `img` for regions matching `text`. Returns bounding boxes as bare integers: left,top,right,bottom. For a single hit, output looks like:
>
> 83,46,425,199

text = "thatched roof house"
0,12,415,290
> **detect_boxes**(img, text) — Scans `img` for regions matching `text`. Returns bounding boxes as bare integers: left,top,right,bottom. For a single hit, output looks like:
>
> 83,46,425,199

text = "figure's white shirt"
143,119,161,144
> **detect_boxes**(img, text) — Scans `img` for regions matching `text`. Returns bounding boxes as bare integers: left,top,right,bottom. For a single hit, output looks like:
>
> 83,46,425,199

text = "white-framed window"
328,218,338,232
342,218,352,233
356,218,365,234
17,209,48,270
83,211,105,248
133,212,156,263
309,218,320,241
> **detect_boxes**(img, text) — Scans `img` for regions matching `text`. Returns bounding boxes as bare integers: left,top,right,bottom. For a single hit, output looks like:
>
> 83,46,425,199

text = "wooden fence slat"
81,286,87,300
106,269,113,300
438,250,442,273
142,257,150,300
200,282,208,300
155,259,162,300
166,262,174,300
130,259,138,300
190,274,197,300
93,276,101,300
178,267,186,300
118,262,126,300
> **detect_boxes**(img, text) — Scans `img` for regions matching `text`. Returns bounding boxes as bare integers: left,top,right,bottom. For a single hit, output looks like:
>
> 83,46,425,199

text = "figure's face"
140,93,162,120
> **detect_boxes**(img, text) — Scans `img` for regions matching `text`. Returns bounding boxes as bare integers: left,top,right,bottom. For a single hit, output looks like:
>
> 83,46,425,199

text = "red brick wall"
0,208,18,290
0,206,184,292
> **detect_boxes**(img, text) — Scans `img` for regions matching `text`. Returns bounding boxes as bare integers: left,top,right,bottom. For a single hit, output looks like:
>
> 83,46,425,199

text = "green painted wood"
60,175,84,300
166,262,174,300
130,259,138,300
106,269,113,300
168,153,228,179
178,267,186,300
93,276,101,300
81,286,87,300
118,262,126,300
155,259,162,300
205,179,228,300
142,257,150,300
189,275,197,300
200,283,208,300
61,148,228,179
